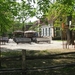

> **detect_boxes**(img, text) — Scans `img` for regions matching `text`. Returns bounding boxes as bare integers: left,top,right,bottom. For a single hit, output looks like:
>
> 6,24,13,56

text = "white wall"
41,23,53,37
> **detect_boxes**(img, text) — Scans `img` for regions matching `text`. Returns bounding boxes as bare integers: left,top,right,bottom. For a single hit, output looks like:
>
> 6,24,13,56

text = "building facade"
41,23,54,37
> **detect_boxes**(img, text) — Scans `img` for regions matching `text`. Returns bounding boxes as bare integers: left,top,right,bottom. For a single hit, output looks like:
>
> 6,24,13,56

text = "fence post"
22,49,26,75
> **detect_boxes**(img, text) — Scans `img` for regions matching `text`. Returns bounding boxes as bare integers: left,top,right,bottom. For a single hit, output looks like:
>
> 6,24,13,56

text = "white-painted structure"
41,23,54,37
34,0,57,37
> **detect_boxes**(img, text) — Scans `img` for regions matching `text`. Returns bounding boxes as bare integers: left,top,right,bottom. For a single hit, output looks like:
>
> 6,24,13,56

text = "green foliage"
0,0,75,36
1,50,21,57
57,0,75,6
54,20,60,27
0,0,37,36
37,0,50,13
0,0,19,36
44,0,75,28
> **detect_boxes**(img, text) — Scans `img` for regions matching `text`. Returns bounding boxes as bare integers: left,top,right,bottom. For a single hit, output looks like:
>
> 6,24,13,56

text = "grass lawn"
0,49,75,75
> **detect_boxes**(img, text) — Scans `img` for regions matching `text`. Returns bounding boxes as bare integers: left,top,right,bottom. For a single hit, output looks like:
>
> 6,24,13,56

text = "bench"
13,38,31,44
0,37,9,44
36,37,51,44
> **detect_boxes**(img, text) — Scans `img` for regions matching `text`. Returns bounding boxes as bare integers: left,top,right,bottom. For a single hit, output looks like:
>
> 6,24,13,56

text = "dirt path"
0,39,75,52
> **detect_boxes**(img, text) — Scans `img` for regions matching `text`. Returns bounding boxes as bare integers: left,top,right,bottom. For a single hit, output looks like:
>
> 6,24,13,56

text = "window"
49,28,50,36
43,28,44,36
45,28,47,36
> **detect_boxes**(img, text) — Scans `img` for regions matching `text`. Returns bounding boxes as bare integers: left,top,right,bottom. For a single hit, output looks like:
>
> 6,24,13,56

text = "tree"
0,0,20,68
37,0,75,45
0,0,19,36
14,0,36,37
29,0,75,45
47,0,75,45
0,0,75,42
0,0,36,36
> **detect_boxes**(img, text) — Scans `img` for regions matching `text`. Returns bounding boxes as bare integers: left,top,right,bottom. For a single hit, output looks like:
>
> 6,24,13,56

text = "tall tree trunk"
66,27,74,45
66,15,74,45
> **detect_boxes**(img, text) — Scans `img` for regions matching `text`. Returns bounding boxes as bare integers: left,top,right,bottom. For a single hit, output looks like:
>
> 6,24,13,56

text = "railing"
0,52,75,75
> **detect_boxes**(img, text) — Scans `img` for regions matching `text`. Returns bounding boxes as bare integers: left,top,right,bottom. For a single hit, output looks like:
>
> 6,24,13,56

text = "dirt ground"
0,39,75,53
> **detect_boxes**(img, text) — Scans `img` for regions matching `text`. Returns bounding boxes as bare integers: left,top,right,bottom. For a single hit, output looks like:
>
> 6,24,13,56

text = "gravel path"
0,39,75,52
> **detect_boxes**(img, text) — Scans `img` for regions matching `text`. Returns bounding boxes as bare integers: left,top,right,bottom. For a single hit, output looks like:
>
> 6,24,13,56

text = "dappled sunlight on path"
0,39,75,51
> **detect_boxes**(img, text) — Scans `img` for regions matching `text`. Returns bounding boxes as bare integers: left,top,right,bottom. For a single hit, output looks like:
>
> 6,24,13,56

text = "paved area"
1,39,75,51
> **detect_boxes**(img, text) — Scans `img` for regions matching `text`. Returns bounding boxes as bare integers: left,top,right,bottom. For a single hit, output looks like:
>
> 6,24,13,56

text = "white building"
41,23,54,37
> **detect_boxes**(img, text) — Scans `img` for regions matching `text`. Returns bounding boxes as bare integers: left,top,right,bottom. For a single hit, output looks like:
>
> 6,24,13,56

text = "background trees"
46,0,75,44
34,0,75,44
0,0,36,37
0,0,19,36
0,0,75,42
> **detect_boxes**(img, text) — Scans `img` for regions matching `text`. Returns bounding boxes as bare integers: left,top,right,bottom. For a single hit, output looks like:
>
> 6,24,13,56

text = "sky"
26,17,39,22
16,0,38,22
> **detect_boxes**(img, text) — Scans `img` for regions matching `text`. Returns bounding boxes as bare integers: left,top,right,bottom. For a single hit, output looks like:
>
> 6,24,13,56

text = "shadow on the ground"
0,48,75,75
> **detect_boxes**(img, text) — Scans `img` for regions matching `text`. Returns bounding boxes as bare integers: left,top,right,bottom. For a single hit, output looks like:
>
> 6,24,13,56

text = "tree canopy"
0,0,75,36
0,0,19,35
0,0,36,36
